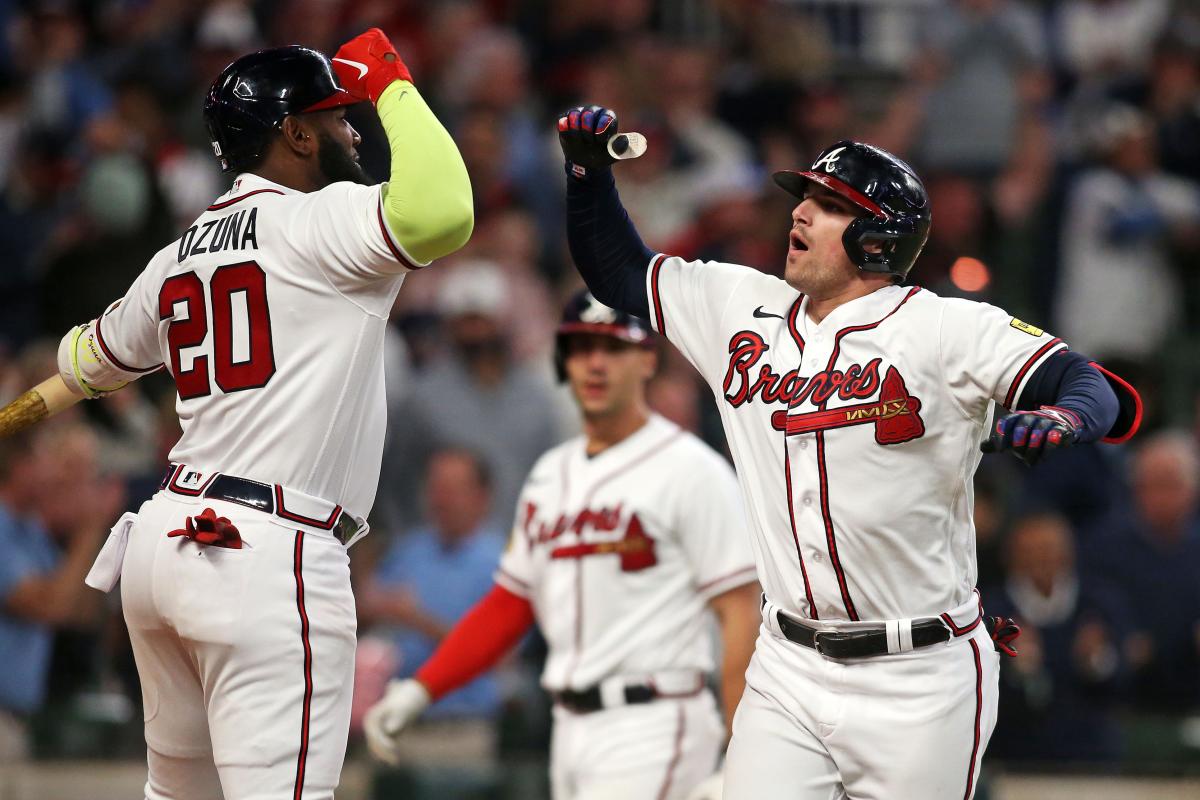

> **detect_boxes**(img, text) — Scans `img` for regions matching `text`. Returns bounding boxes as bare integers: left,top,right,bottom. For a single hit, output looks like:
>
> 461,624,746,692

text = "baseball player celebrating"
553,106,1142,799
0,30,473,800
364,289,761,799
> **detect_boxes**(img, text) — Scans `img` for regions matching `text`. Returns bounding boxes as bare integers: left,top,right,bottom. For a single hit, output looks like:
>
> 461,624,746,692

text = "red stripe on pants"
293,532,313,800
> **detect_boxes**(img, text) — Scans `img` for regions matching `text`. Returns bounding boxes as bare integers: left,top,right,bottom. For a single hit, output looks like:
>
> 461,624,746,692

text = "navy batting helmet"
554,290,654,381
204,46,359,173
773,140,931,280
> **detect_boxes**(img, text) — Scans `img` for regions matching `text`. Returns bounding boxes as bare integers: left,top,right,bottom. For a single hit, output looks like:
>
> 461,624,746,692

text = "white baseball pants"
120,492,357,800
550,690,723,800
724,618,999,799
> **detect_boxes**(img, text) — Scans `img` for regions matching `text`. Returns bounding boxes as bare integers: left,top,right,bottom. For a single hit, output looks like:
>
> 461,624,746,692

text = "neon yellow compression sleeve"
376,81,474,264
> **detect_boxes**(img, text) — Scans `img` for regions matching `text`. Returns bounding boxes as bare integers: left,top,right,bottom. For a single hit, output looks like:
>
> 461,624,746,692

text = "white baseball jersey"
645,254,1066,623
86,173,423,517
494,413,756,691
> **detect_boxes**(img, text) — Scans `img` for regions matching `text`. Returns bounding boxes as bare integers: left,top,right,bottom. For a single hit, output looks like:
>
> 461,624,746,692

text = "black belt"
161,465,358,545
552,684,657,713
776,612,953,659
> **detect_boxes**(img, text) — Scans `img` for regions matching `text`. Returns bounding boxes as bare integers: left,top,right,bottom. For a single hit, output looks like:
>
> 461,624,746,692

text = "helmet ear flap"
205,98,277,173
841,215,927,278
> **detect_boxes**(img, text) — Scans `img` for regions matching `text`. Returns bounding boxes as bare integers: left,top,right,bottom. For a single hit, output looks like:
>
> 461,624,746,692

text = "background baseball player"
363,289,761,799
553,106,1142,799
0,29,473,800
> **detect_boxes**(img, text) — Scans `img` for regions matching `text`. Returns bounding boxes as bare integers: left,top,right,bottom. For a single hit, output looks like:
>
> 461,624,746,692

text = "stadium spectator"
986,513,1132,764
1055,104,1200,361
0,425,121,760
1085,431,1200,711
380,261,563,533
363,448,508,722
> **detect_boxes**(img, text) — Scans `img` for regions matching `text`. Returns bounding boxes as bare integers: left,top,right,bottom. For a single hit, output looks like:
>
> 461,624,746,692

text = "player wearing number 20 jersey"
43,33,474,800
97,173,414,518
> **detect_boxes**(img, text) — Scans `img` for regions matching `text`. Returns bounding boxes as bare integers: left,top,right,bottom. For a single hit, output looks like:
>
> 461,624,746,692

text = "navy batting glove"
984,615,1021,657
981,406,1082,466
558,104,619,176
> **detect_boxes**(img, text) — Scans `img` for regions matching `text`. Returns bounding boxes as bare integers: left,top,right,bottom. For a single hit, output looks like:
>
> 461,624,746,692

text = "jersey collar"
218,173,302,203
798,284,911,338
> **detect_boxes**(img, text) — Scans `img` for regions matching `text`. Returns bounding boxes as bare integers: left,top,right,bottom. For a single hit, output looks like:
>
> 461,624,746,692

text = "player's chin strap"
984,615,1021,657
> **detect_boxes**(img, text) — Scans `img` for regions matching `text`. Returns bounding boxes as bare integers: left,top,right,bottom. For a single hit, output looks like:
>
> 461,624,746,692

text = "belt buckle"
811,629,831,657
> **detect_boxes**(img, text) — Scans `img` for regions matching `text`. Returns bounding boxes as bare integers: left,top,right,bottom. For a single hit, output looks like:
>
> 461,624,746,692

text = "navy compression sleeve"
1016,350,1119,443
566,167,655,319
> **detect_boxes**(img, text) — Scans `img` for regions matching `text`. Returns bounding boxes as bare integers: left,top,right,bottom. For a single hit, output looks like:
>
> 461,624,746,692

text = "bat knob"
608,132,647,161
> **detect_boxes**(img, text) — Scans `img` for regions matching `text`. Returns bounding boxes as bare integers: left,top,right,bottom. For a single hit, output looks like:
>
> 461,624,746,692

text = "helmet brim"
772,170,887,219
557,321,651,346
301,87,361,113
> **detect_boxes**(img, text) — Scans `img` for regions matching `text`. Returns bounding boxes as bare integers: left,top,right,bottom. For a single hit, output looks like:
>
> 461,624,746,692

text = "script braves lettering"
722,331,882,408
521,502,659,572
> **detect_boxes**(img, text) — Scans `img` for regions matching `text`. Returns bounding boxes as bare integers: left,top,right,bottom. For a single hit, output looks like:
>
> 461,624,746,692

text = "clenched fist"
332,28,413,104
981,406,1082,466
558,104,622,174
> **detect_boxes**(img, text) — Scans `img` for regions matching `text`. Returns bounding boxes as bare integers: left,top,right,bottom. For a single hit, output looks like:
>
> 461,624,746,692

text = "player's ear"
280,116,317,158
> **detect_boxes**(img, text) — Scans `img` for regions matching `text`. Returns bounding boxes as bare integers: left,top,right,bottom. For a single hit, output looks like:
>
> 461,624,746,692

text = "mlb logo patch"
180,470,204,489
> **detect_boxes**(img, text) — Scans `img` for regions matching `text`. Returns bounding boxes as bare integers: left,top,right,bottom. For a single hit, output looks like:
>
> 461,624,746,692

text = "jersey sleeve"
937,298,1068,420
282,182,427,285
670,445,758,601
495,495,538,599
91,255,169,376
645,254,757,385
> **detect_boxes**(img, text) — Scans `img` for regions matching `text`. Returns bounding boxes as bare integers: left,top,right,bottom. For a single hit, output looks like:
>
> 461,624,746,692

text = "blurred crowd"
0,0,1199,784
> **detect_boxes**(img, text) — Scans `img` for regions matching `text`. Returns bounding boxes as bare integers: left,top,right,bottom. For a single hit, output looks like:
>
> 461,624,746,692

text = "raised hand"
332,28,413,104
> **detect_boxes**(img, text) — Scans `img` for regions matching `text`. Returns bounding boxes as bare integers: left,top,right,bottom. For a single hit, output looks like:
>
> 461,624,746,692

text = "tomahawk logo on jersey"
495,414,756,691
647,255,1065,624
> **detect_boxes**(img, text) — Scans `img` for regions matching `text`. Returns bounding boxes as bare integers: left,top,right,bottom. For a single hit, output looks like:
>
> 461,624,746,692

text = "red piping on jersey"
814,431,857,619
376,200,421,270
655,703,687,800
780,319,817,617
1003,337,1064,409
650,254,669,335
963,639,984,800
784,447,819,618
696,565,758,595
274,485,342,530
207,188,284,211
94,313,160,374
786,295,806,350
810,286,921,620
293,531,313,800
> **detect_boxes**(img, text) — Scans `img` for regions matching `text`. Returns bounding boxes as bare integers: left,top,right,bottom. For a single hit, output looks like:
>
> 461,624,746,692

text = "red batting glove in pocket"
168,507,243,549
332,28,413,104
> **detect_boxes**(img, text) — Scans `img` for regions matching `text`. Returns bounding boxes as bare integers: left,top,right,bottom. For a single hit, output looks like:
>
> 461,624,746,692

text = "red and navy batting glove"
558,104,619,176
332,28,412,104
984,615,1021,657
980,406,1082,466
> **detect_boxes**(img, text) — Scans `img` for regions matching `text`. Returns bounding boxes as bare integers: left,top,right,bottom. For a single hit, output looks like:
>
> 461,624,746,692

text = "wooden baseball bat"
0,374,84,437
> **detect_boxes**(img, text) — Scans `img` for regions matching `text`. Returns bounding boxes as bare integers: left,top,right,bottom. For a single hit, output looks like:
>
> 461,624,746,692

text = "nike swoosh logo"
333,57,369,79
753,306,785,320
